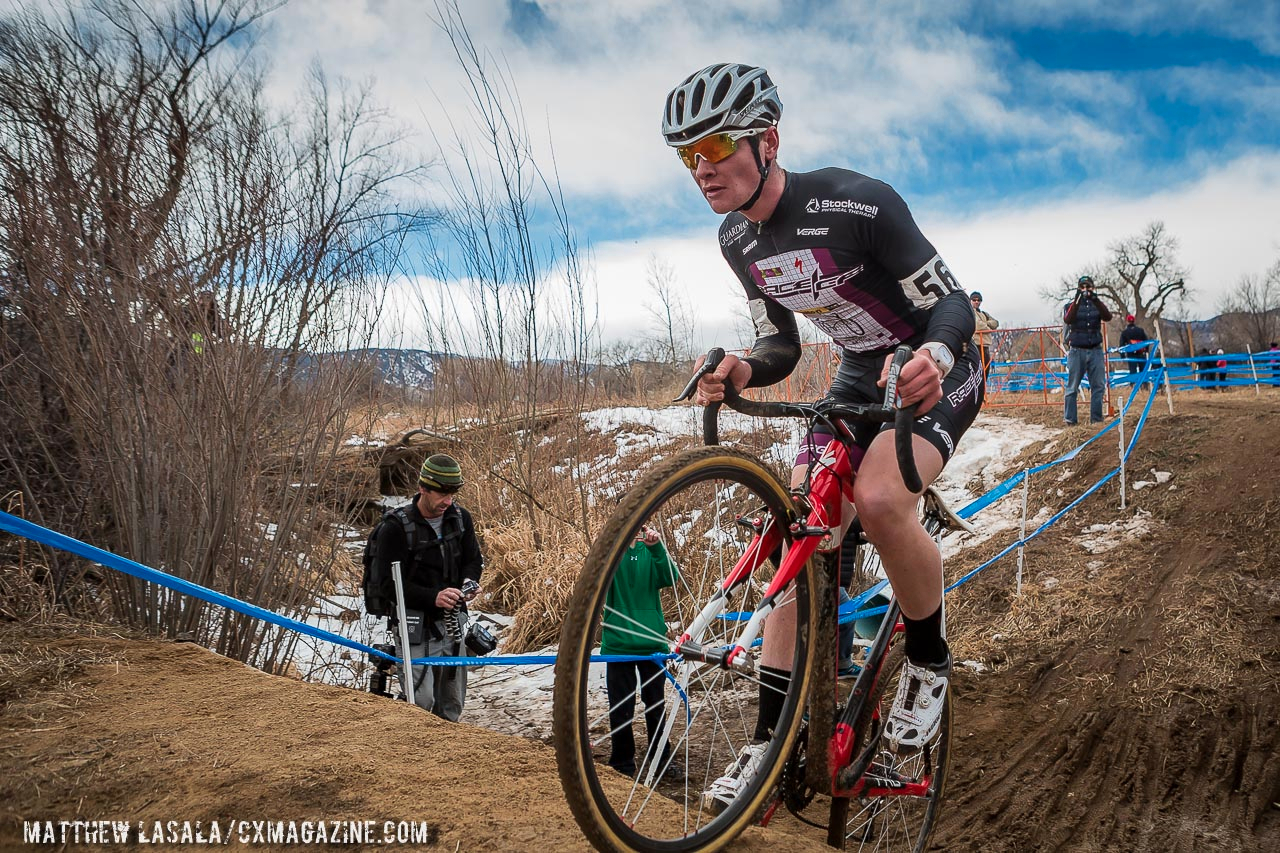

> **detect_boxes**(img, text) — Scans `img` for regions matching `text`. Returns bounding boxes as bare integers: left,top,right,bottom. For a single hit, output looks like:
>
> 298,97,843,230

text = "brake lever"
674,347,725,402
887,345,924,494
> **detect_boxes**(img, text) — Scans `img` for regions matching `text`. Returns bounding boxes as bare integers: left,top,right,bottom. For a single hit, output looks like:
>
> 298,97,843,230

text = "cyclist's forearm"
742,334,801,387
921,290,975,357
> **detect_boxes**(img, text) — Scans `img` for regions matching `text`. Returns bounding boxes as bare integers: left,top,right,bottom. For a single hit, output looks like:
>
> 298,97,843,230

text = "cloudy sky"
256,0,1279,350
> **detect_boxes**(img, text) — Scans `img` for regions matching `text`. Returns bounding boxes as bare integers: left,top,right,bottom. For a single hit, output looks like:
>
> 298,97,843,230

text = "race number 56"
904,255,960,307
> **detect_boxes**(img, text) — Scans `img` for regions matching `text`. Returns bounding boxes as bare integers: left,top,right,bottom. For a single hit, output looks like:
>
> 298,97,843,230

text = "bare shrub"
0,0,427,670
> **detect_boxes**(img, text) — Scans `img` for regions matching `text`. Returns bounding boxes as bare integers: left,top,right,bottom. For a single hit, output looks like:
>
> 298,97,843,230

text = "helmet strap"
735,135,771,213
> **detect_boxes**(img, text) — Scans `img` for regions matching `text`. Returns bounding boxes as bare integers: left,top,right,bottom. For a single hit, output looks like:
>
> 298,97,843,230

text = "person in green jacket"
601,524,680,779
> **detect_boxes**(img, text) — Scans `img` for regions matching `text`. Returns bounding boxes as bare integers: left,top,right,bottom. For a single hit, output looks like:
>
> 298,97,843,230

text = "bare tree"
0,0,428,669
1040,221,1191,341
1216,260,1280,351
409,0,601,549
643,255,696,364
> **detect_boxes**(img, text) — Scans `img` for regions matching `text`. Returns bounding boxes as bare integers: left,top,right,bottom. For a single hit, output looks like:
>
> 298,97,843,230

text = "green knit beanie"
419,453,464,492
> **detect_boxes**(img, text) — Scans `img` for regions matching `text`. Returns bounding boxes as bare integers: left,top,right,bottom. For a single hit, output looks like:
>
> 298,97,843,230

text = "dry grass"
479,519,591,652
0,618,130,722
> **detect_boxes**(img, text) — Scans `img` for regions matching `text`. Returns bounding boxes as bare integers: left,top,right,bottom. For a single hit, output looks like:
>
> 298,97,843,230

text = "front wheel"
553,447,820,852
837,645,952,851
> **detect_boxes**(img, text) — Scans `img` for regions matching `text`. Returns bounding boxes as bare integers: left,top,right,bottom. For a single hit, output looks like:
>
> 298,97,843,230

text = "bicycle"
553,345,973,852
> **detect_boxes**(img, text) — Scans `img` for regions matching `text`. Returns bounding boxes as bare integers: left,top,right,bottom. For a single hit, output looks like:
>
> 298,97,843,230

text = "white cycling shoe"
884,653,951,752
701,741,768,813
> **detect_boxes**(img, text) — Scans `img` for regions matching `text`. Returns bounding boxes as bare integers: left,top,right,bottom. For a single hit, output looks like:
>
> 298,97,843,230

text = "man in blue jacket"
1063,276,1113,424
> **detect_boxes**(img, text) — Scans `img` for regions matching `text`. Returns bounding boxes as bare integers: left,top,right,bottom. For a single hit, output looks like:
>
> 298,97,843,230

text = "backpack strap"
389,506,416,554
438,505,466,542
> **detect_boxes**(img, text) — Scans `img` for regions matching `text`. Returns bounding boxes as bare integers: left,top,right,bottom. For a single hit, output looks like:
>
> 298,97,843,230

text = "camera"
465,621,498,656
460,578,481,602
368,642,398,697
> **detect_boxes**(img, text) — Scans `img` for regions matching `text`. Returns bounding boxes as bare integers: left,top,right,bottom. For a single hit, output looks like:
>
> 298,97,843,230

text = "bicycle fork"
672,487,840,673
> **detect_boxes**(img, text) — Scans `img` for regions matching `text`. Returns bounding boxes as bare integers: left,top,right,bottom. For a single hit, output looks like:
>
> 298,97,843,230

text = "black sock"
754,665,791,742
902,604,947,666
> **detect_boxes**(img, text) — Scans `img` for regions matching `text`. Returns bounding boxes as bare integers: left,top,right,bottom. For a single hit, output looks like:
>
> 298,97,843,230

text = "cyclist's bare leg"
759,458,839,670
759,453,849,671
759,593,796,670
852,431,945,621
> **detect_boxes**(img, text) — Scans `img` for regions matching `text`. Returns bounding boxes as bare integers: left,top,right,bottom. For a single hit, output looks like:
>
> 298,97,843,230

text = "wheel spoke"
554,448,818,851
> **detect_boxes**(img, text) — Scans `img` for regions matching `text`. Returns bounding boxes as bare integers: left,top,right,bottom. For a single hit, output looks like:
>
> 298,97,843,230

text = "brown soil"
2,392,1278,852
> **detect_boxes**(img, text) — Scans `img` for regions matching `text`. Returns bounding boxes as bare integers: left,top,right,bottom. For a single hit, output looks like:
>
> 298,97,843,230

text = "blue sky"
256,2,1279,347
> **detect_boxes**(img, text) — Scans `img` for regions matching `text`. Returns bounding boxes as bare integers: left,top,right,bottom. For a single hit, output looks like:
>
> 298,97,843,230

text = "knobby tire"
553,447,820,853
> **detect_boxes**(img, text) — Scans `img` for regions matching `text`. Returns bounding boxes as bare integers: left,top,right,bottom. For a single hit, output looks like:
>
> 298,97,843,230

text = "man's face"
686,128,777,214
971,297,982,309
417,486,456,518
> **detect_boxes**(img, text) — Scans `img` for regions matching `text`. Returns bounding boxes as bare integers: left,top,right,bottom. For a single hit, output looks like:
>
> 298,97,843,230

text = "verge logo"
806,198,820,213
797,227,829,236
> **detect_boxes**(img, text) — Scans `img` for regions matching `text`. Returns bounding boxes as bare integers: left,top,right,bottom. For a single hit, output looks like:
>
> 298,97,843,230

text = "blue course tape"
0,509,663,669
0,508,398,660
0,362,1162,673
945,367,1159,594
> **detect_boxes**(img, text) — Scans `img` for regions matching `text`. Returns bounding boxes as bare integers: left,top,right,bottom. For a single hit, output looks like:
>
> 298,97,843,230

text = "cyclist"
662,63,983,809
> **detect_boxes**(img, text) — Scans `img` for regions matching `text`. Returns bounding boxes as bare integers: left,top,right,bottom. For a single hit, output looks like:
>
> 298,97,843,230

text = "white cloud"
255,2,1111,201
374,151,1279,353
588,151,1280,349
934,151,1280,326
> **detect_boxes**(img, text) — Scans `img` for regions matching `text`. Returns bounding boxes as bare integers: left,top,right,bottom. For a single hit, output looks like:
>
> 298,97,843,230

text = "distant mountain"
283,348,445,393
344,348,442,391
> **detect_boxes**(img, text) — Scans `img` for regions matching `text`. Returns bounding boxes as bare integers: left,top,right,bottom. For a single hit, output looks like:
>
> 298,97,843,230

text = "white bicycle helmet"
662,63,782,146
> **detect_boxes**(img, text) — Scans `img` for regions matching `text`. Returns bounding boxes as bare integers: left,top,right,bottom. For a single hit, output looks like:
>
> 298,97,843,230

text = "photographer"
372,454,484,721
601,524,681,780
1063,275,1114,425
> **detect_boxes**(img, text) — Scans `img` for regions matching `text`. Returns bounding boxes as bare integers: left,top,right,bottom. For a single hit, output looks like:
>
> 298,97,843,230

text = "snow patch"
1078,509,1154,553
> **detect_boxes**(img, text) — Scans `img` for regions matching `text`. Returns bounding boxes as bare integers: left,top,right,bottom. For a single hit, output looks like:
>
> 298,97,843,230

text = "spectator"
601,524,681,780
1063,275,1113,424
167,290,228,382
1119,314,1150,379
970,291,999,380
1197,347,1215,390
372,454,484,721
1268,342,1280,386
1216,348,1228,390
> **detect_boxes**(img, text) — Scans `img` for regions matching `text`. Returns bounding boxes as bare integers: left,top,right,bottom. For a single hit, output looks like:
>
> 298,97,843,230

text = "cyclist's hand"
693,352,752,405
877,350,944,414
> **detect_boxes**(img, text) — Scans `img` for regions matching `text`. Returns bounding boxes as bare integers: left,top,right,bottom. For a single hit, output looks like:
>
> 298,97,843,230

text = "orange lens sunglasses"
676,128,764,169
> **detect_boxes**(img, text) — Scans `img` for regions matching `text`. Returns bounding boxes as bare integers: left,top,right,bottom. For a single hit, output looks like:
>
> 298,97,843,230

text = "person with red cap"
1119,313,1150,381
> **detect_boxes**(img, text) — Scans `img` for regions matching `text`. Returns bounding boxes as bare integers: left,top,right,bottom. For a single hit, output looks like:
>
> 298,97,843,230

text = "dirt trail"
2,394,1278,852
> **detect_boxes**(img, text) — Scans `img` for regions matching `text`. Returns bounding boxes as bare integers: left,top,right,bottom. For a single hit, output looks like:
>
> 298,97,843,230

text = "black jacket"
1063,294,1113,349
373,500,483,622
1119,323,1148,345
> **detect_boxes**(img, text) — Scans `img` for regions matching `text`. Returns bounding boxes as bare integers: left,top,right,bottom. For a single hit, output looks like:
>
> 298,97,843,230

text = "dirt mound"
0,628,827,852
939,391,1280,852
2,393,1278,851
